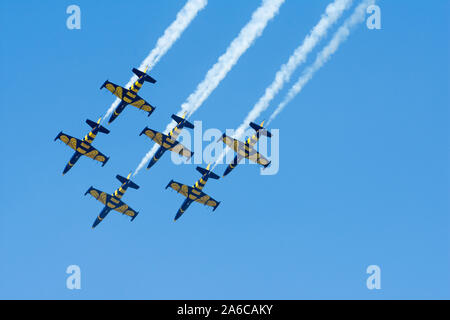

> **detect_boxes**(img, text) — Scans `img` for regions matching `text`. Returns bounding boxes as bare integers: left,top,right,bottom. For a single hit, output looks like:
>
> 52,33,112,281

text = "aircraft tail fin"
196,166,220,180
171,114,194,130
86,119,110,134
249,121,271,138
116,174,140,189
132,68,156,84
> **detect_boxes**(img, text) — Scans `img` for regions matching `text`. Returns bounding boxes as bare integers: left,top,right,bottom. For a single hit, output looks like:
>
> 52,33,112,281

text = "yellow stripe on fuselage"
83,136,92,143
113,186,126,199
169,127,181,139
247,134,259,145
83,131,96,144
110,197,120,204
194,178,206,190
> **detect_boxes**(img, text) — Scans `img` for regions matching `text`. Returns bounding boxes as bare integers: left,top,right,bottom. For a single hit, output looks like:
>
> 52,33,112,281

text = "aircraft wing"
142,128,193,159
102,81,155,115
85,187,137,218
85,187,111,205
170,142,193,159
55,132,108,164
166,180,220,209
112,200,138,218
55,132,81,152
127,93,155,115
80,145,108,164
222,135,270,167
102,80,125,98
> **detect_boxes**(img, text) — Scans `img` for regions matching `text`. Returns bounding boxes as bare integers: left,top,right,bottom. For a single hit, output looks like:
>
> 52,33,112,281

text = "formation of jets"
54,66,272,228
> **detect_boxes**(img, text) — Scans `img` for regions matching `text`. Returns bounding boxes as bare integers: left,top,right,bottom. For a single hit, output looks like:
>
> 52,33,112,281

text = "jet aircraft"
166,164,221,221
139,113,194,170
220,121,272,177
54,118,110,175
101,67,157,124
85,173,140,229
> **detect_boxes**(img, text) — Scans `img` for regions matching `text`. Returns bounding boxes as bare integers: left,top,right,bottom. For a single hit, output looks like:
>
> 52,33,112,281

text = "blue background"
0,0,448,299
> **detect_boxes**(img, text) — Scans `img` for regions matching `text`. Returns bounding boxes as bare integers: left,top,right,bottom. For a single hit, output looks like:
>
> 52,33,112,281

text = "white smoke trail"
233,0,353,140
178,0,285,119
213,0,353,167
134,0,285,175
267,0,375,125
103,0,208,120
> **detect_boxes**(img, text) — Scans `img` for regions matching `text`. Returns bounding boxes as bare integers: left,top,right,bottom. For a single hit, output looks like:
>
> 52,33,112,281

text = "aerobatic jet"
139,113,194,170
54,118,110,175
166,164,221,221
101,66,157,124
220,121,271,177
85,173,140,229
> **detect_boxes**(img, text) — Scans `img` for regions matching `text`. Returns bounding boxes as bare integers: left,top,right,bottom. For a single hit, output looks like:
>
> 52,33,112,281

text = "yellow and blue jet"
220,121,272,177
139,113,194,170
166,164,221,221
54,118,110,175
85,173,140,229
101,67,157,124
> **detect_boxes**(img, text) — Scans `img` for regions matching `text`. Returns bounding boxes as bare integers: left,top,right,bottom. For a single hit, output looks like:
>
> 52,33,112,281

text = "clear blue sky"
0,0,448,299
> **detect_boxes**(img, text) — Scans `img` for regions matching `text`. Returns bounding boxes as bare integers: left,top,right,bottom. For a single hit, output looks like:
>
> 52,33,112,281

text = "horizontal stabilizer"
132,68,156,84
196,166,220,180
86,119,110,134
116,174,140,189
171,114,194,129
249,122,271,137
